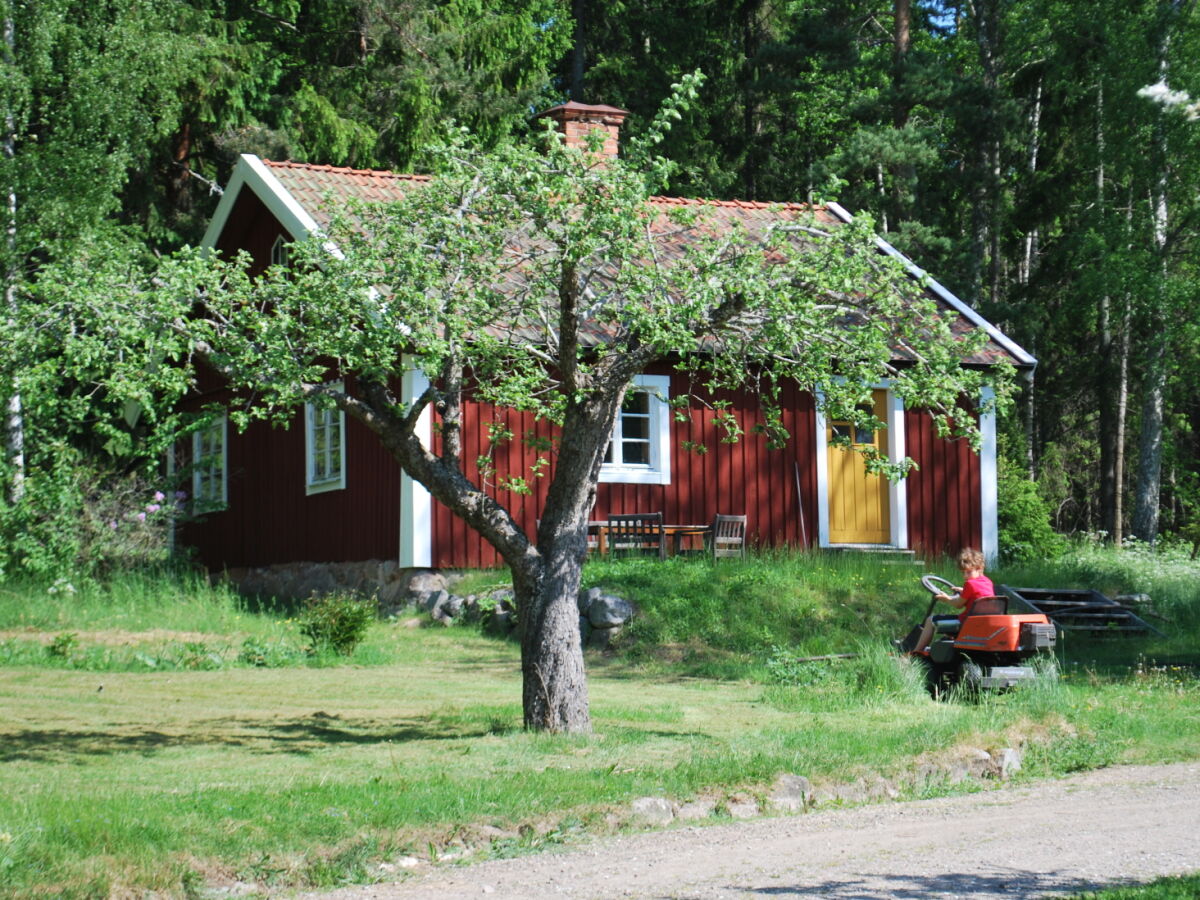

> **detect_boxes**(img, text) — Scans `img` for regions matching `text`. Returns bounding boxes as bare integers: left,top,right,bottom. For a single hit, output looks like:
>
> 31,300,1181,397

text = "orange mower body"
900,593,1058,695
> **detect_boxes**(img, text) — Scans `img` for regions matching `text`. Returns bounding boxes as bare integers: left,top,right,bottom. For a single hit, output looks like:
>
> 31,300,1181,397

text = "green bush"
998,454,1065,562
297,593,375,655
0,456,184,579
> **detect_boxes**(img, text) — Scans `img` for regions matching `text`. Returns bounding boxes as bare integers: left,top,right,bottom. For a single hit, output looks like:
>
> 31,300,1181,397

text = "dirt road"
305,761,1200,899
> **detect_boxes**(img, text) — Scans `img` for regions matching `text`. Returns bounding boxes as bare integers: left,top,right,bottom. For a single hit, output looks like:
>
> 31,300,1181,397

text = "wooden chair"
607,512,666,559
711,514,747,559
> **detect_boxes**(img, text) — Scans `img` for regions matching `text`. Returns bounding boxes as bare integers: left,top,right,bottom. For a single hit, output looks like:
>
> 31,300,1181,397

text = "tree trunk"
3,9,23,504
516,546,591,733
1131,3,1178,544
1113,297,1131,544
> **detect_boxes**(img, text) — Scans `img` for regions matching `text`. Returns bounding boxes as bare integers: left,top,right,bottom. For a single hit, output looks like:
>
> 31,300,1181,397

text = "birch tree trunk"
3,7,23,504
1131,1,1179,543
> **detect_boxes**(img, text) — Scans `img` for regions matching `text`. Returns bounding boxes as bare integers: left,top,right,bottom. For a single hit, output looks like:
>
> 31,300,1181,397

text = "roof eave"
201,154,322,251
826,202,1037,371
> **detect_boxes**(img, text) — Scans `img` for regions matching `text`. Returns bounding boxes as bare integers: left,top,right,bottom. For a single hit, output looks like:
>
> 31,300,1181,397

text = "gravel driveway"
302,761,1200,900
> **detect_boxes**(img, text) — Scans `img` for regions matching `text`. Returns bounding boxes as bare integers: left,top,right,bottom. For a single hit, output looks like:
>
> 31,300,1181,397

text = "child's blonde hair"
957,547,985,571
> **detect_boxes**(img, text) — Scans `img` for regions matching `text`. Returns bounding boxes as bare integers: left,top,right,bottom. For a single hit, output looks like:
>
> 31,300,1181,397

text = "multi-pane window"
829,404,877,445
270,235,290,268
599,374,671,485
192,414,227,510
604,390,652,466
305,393,346,493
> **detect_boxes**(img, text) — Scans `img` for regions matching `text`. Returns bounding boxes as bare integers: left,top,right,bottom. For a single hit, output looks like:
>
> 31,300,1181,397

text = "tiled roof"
260,160,1018,367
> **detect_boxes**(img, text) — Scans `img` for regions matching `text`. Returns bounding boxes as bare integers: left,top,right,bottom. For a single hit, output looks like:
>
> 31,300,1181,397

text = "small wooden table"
588,522,711,557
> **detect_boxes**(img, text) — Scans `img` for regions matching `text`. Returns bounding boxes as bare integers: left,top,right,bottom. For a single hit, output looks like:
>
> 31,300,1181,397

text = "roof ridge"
262,159,430,181
649,195,824,212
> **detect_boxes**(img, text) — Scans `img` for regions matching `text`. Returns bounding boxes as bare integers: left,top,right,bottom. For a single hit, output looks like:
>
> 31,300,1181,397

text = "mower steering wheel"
921,574,960,601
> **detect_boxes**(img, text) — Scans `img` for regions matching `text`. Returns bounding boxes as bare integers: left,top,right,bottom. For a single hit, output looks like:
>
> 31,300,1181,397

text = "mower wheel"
958,658,983,699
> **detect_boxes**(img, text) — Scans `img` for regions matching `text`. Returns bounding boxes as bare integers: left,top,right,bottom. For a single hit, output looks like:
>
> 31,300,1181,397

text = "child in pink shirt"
913,547,994,653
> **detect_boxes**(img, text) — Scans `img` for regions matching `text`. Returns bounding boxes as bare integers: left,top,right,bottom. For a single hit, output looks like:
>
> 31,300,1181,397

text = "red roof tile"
259,160,1019,366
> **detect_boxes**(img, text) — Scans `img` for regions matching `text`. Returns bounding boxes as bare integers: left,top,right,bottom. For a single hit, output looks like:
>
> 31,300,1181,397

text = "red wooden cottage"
188,103,1035,573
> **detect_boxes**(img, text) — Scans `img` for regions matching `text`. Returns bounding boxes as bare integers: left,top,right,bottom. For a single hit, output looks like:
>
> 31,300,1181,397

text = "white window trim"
599,374,672,486
270,235,290,268
814,383,908,550
192,413,228,511
305,386,347,495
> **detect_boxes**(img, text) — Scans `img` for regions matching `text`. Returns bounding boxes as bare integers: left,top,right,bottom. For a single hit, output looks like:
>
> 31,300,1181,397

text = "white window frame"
305,386,347,495
192,413,228,511
599,374,672,486
270,234,290,268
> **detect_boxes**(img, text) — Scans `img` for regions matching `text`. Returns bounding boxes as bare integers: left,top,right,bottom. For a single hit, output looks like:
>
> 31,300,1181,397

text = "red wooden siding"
182,406,401,569
214,189,288,275
431,369,818,568
904,408,982,558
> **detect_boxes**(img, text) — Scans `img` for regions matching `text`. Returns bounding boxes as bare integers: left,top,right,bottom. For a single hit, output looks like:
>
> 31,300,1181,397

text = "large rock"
377,580,411,615
586,625,618,651
587,594,634,628
630,797,675,826
675,797,718,821
406,570,449,595
726,797,759,819
578,586,602,614
766,774,811,813
997,746,1022,779
432,594,465,622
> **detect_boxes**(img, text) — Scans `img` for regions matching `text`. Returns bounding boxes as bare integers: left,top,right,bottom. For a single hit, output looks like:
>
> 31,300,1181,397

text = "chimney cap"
535,101,630,124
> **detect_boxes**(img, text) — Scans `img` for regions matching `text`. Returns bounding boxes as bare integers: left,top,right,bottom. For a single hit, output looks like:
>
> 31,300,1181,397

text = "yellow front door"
827,389,890,544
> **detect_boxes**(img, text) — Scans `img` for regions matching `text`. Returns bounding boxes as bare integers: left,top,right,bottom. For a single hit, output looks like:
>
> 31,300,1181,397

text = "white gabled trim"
201,153,324,253
825,202,1037,369
399,362,433,568
980,386,999,564
814,383,906,550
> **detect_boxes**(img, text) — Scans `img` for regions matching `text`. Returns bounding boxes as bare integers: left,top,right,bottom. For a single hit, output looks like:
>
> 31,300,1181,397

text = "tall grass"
587,550,930,669
0,570,255,633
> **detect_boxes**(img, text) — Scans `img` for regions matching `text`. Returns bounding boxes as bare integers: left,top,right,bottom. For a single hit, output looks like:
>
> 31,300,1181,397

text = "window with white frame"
192,414,227,510
270,235,290,268
305,390,346,494
599,374,671,485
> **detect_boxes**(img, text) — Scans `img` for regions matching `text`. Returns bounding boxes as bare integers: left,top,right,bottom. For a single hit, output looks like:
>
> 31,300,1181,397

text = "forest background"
3,0,1200,576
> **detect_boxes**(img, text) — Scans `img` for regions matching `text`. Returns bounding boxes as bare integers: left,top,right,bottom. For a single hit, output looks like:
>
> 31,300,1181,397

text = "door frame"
815,383,908,550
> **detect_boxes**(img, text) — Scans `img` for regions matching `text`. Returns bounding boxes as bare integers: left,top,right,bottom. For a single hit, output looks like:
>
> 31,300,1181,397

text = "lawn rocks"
725,796,761,819
216,563,636,641
630,797,675,826
766,774,812,813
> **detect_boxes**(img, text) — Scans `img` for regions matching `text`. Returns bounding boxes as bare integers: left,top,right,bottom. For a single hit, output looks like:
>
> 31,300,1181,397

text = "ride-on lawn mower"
898,574,1058,696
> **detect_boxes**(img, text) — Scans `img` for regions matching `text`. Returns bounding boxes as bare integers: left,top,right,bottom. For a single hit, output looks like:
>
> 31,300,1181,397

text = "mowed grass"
1,547,1199,897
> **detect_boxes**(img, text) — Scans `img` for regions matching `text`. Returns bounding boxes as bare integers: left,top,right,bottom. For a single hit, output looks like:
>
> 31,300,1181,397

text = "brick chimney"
536,101,629,159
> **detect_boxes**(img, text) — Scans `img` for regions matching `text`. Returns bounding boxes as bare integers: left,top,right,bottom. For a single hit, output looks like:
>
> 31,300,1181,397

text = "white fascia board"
398,362,433,568
980,386,999,564
200,154,323,251
814,393,830,548
825,202,1037,370
887,389,908,551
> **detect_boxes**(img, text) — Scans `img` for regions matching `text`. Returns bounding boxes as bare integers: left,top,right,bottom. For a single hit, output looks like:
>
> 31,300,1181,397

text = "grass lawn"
1,545,1198,898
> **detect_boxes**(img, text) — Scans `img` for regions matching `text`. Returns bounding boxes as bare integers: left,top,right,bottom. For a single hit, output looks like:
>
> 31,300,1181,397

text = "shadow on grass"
0,712,518,763
732,868,1125,898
